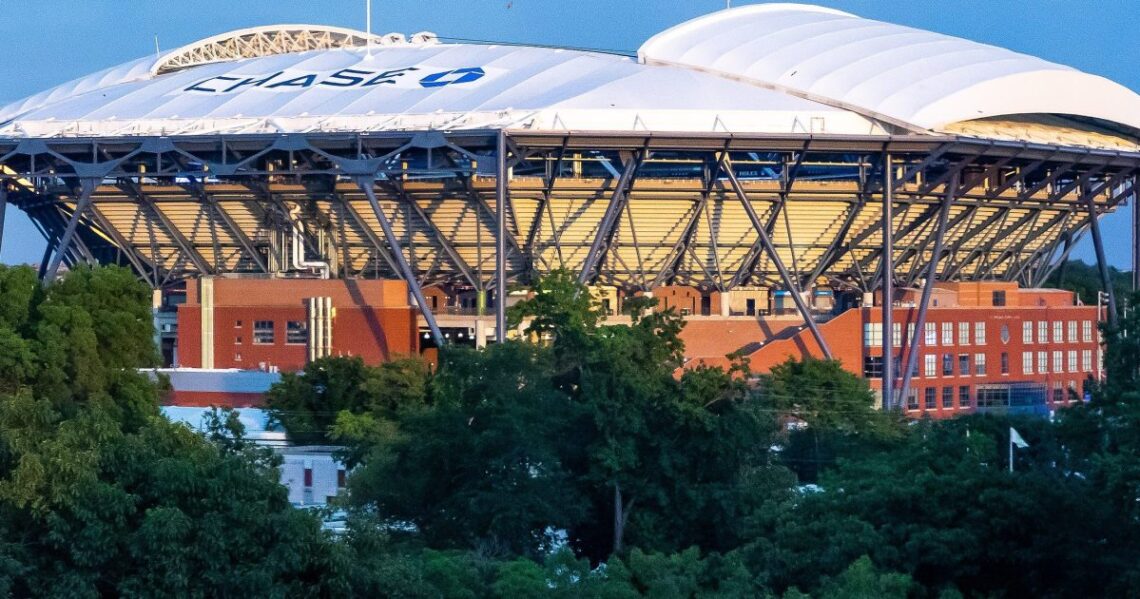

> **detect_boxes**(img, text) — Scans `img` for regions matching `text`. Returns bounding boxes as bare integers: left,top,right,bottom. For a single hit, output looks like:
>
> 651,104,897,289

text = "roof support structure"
495,130,508,342
898,172,957,410
0,180,7,257
43,178,96,285
1086,185,1118,329
881,155,895,411
723,155,832,360
356,177,445,348
578,150,643,285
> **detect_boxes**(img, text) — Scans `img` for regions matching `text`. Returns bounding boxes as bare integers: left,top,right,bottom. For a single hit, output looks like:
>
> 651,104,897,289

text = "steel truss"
0,131,1136,318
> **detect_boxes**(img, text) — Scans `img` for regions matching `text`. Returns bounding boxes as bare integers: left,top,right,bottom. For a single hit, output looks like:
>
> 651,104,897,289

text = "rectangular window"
959,322,970,345
925,323,937,346
1022,352,1033,375
235,319,243,328
924,354,937,377
1000,352,1009,375
892,323,902,346
1038,321,1048,344
943,353,954,376
1082,350,1092,372
1053,321,1063,344
863,323,882,346
924,387,936,410
862,356,884,378
303,467,313,488
974,322,986,345
337,469,347,489
942,386,954,408
1082,320,1093,343
975,353,986,376
1067,321,1077,344
959,354,970,376
1053,385,1064,403
1067,350,1077,373
959,385,971,408
1023,321,1033,344
1053,351,1063,373
906,388,918,411
1038,351,1048,374
942,322,954,346
908,323,915,346
286,321,308,345
253,320,275,344
992,290,1006,306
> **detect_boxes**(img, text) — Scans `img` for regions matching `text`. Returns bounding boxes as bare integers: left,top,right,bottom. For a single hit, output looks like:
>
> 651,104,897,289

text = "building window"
1053,321,1063,344
978,385,1012,408
1000,324,1010,344
1052,385,1064,403
892,323,902,346
303,467,313,488
959,385,971,408
907,323,915,346
974,322,986,345
253,320,275,344
862,356,884,378
1067,350,1077,373
1053,351,1063,373
863,323,882,346
1022,352,1033,375
958,354,970,376
234,352,242,362
925,322,937,346
1022,321,1033,344
907,388,919,411
943,353,954,376
975,353,986,376
924,387,936,409
1067,321,1077,343
337,469,347,489
1000,352,1009,375
1037,351,1047,374
992,290,1006,306
1082,320,1093,343
1038,321,1048,344
942,322,954,345
1082,350,1092,372
286,321,308,345
235,319,243,328
958,322,970,345
924,354,937,377
942,386,954,409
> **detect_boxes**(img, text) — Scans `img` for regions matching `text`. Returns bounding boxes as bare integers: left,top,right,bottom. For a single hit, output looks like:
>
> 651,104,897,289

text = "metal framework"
153,25,385,75
0,130,1136,338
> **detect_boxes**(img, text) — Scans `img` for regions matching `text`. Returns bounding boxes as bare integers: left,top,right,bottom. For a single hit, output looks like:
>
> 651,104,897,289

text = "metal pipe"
289,205,330,279
496,131,508,342
722,157,833,359
898,172,958,408
882,154,894,411
1086,188,1118,329
0,179,7,257
1133,175,1139,293
44,178,97,285
356,177,445,348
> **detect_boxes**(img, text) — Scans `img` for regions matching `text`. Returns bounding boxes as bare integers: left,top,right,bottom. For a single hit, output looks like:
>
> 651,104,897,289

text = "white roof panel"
639,3,1140,133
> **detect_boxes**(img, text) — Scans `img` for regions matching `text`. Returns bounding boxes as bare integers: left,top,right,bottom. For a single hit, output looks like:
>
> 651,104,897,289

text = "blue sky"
2,0,1137,269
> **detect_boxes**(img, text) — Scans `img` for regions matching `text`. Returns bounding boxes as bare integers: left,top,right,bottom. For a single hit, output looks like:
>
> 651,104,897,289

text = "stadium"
0,3,1137,412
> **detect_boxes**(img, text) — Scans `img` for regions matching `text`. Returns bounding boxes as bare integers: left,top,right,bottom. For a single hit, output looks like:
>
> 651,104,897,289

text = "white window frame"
924,354,937,377
958,322,970,346
974,322,986,345
1023,321,1033,344
942,322,954,346
925,322,937,346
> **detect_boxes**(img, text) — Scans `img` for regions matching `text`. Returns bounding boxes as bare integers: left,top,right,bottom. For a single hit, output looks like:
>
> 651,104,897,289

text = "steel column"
882,154,894,411
1086,188,1118,328
0,180,7,257
723,157,833,359
495,131,508,343
1133,175,1139,292
898,173,957,407
356,177,445,348
43,178,97,284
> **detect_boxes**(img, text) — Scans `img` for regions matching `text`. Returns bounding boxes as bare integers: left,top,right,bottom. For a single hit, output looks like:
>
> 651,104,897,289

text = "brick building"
176,277,419,372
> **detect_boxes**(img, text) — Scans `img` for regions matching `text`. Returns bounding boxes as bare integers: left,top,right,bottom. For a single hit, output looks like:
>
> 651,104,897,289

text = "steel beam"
1086,185,1118,328
723,156,832,359
882,155,894,411
898,172,957,408
43,178,97,284
356,177,445,348
381,179,479,288
578,151,642,285
495,131,508,342
0,180,7,257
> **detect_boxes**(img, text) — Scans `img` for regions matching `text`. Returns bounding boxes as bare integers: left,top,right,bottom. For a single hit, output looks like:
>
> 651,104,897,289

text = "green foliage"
1044,258,1131,307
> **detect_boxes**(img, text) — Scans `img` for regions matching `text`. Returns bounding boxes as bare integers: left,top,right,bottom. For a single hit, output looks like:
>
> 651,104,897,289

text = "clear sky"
1,0,1137,270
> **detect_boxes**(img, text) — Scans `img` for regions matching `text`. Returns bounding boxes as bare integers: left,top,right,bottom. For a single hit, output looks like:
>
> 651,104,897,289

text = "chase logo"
184,66,487,94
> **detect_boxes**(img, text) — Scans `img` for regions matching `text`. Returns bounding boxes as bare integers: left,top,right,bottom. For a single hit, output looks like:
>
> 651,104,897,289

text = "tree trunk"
612,481,635,555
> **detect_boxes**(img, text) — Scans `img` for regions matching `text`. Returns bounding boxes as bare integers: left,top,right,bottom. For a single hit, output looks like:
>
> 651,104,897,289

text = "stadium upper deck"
0,4,1136,352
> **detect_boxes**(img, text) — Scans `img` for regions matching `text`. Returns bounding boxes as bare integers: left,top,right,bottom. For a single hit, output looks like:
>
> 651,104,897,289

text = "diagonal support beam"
356,177,445,348
43,178,97,284
898,173,958,408
380,179,479,288
578,151,642,285
724,157,832,359
0,180,7,257
1086,186,1118,329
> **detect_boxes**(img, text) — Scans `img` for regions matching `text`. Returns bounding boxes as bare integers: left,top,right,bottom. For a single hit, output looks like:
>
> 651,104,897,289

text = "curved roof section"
0,27,879,138
153,24,386,75
639,3,1140,134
